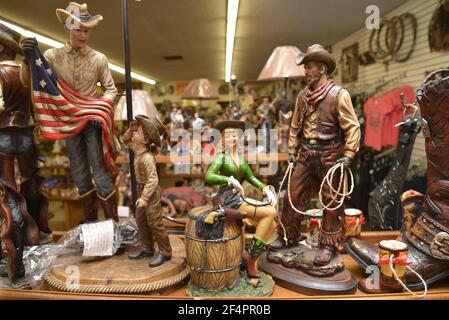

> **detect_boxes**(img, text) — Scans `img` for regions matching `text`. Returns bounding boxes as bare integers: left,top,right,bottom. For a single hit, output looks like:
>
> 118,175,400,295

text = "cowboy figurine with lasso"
269,44,361,267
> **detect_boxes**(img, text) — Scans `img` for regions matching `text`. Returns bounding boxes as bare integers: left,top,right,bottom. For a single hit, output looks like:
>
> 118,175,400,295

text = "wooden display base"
258,252,357,295
186,271,275,297
45,235,189,295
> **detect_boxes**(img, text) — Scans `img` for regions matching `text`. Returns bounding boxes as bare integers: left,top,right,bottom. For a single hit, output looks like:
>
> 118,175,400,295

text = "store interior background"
0,0,447,233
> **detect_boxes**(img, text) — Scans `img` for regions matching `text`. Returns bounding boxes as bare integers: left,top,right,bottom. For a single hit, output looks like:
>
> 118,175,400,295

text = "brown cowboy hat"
296,44,336,74
0,23,22,55
56,2,103,29
135,114,167,148
214,120,246,133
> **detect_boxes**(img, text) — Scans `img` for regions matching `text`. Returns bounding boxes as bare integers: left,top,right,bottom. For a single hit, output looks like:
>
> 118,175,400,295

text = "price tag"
81,220,114,257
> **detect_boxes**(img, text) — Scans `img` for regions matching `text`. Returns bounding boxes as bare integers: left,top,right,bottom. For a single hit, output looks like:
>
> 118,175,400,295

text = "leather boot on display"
99,191,119,222
80,190,99,223
347,69,449,291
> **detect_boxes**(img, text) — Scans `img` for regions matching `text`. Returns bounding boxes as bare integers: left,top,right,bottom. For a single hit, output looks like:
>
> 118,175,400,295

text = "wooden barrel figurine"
378,240,409,292
344,208,363,238
185,204,244,291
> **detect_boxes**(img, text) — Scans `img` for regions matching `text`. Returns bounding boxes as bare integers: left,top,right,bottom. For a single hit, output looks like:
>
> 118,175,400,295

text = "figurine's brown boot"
348,70,449,291
313,224,345,266
313,245,336,266
223,208,247,221
80,189,99,223
99,191,119,222
267,236,303,251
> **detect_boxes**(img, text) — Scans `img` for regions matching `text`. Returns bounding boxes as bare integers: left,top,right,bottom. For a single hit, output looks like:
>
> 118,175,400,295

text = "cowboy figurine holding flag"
21,2,119,223
269,44,361,267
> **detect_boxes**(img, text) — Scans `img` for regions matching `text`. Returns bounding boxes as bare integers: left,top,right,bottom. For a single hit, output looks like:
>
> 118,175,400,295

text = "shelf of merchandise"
39,152,289,230
119,152,290,187
42,153,289,167
1,231,447,300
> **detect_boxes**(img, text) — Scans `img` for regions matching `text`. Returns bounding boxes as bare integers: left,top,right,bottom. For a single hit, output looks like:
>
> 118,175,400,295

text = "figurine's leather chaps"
278,143,345,247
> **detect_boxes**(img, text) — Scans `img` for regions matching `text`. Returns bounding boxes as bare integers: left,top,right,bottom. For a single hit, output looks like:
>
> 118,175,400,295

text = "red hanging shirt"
364,86,415,150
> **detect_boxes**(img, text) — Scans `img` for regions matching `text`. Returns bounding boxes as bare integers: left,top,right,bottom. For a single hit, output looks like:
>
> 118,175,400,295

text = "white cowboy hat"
56,2,103,29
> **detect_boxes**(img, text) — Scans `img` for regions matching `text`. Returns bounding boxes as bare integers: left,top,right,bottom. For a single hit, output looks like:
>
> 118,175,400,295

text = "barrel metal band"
189,263,241,273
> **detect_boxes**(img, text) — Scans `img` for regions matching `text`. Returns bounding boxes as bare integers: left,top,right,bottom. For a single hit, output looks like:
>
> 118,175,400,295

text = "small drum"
305,209,323,247
378,240,409,292
344,208,364,238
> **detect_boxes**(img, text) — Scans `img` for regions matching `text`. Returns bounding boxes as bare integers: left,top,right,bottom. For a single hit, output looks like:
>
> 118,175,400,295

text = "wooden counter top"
1,231,448,300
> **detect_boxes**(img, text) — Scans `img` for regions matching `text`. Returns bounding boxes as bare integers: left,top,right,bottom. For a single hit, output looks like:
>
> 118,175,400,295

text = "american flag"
30,47,119,173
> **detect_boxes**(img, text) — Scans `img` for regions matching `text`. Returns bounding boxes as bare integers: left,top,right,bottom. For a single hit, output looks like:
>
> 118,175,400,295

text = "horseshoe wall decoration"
369,13,417,63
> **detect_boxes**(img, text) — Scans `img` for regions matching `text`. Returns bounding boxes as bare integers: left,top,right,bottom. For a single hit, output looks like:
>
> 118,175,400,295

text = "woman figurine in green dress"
205,120,277,285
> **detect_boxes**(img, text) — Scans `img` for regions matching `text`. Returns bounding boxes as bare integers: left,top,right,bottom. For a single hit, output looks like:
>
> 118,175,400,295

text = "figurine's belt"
301,139,340,147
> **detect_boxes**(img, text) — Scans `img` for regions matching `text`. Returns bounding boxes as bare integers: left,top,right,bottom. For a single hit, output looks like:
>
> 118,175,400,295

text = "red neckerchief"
304,79,335,114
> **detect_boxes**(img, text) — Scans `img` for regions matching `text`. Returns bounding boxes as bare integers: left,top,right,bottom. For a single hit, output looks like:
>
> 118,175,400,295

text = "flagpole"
122,0,138,214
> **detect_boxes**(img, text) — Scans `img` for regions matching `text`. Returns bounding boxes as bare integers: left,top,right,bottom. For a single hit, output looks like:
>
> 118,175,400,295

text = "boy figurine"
123,115,172,267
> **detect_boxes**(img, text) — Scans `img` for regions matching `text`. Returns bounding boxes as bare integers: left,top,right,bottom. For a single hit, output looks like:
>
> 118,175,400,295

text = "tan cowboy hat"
56,2,103,29
0,23,22,55
135,114,167,148
296,44,336,74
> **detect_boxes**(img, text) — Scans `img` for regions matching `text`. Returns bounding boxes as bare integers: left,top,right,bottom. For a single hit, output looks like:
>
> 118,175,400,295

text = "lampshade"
181,78,219,100
257,46,305,81
115,89,158,121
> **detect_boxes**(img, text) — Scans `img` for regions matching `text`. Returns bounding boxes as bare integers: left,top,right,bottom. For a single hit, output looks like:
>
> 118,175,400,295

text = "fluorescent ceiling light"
225,0,240,82
0,18,156,85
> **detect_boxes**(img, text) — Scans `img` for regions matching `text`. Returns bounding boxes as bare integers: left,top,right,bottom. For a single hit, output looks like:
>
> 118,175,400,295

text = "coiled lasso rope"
318,161,354,211
276,161,354,244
